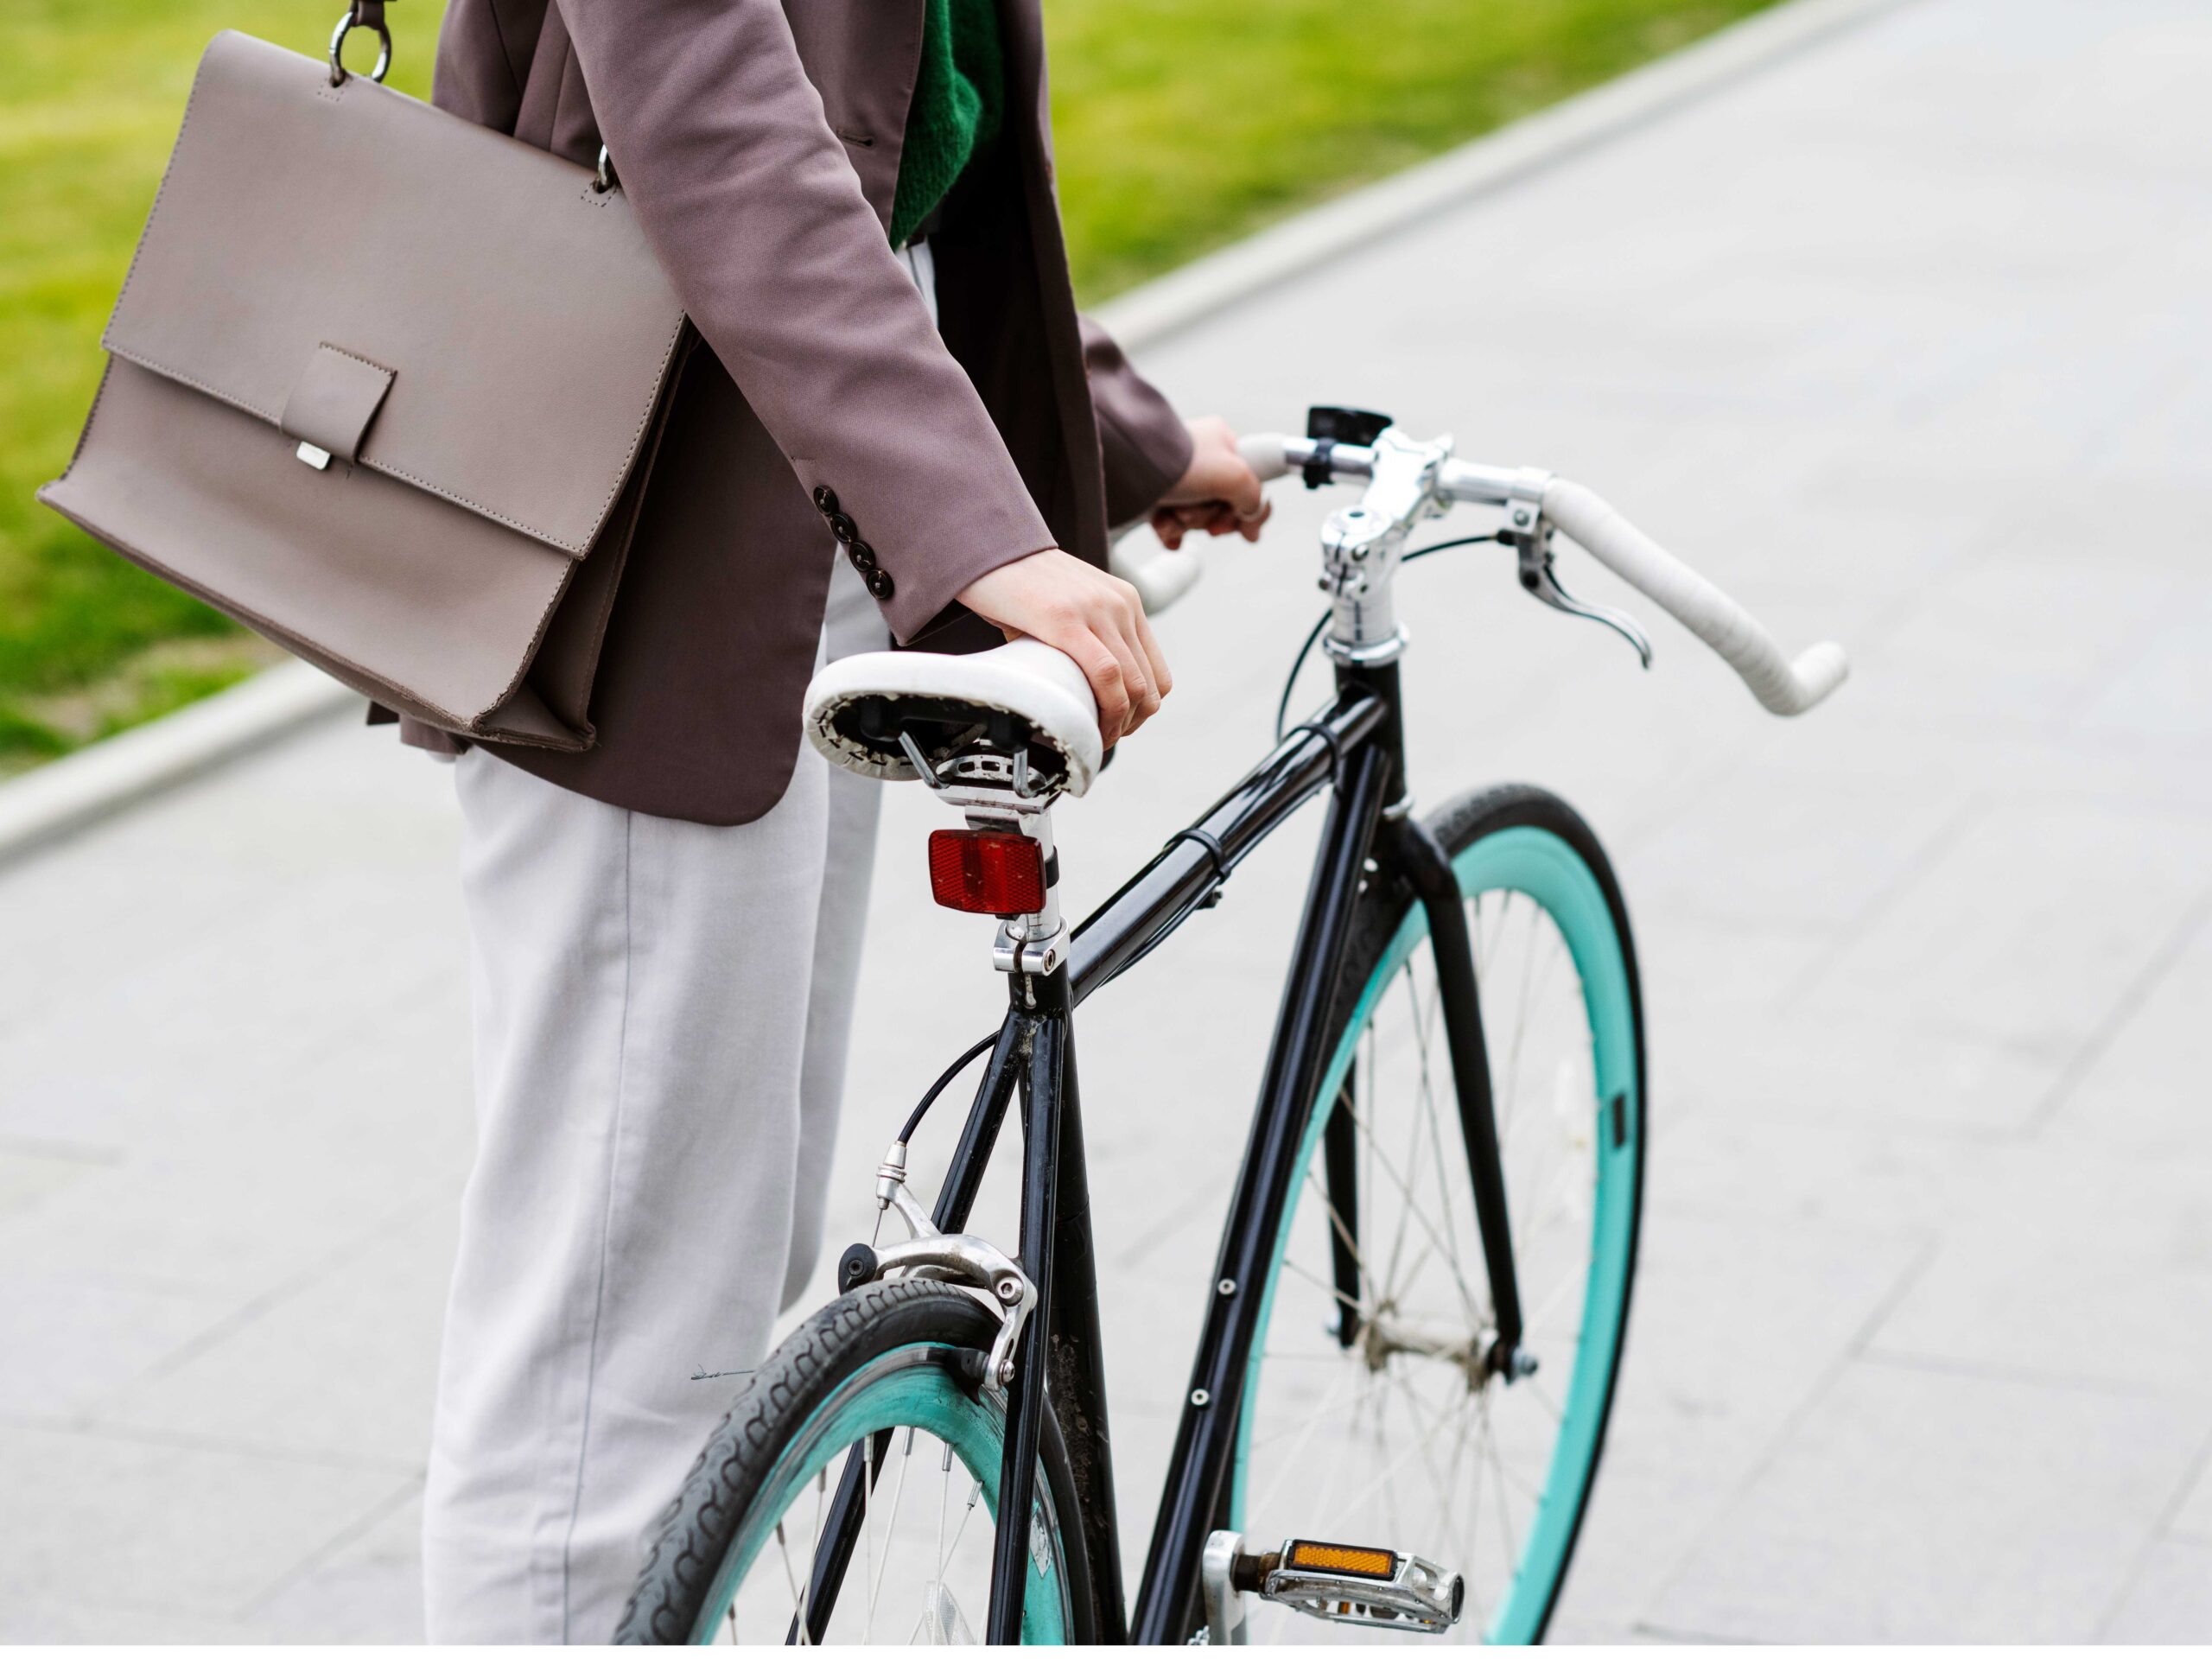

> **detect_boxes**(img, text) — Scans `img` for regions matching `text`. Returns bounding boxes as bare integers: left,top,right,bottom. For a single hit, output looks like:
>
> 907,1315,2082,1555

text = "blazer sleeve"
1080,316,1194,529
556,0,1057,643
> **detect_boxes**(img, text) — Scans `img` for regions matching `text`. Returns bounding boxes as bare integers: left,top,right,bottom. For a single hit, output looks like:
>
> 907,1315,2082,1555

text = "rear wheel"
1233,785,1646,1643
617,1280,1096,1644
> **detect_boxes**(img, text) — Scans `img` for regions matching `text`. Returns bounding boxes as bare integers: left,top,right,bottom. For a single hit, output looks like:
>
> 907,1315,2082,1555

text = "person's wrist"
953,548,1171,746
1152,416,1268,547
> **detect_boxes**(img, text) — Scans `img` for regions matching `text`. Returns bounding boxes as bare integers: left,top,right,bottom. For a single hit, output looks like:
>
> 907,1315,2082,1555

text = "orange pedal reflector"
928,829,1046,917
1284,1541,1398,1581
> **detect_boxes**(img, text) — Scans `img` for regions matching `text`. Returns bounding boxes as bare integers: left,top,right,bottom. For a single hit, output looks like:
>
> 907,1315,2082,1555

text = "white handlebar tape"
1542,479,1847,716
1237,432,1295,483
1109,433,1295,614
1106,531,1204,614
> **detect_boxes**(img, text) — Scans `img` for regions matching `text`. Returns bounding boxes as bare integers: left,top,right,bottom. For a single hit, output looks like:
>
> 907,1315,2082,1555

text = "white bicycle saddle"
803,638,1105,798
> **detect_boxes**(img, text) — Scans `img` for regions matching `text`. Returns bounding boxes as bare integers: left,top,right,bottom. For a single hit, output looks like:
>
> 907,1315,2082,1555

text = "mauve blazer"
386,0,1194,825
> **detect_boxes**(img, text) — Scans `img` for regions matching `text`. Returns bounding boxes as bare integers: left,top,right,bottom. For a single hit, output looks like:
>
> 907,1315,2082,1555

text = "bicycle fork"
1382,811,1528,1372
1134,734,1528,1637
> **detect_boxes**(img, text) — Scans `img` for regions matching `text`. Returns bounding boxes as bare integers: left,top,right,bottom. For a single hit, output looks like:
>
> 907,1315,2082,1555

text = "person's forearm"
1079,315,1194,526
559,0,1054,639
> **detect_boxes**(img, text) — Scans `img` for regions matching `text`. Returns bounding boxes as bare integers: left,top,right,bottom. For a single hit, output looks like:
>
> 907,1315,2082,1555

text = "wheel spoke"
1479,1396,1520,1579
866,1427,918,1631
1336,1370,1467,1519
1525,1373,1567,1425
860,1435,877,1642
945,1476,984,1572
775,1519,801,1609
791,1465,829,1644
1395,965,1465,1310
1302,1165,1381,1311
1449,1386,1485,1631
1248,1350,1362,1469
1389,1368,1477,1542
1495,893,1544,1152
1522,1262,1584,1339
1279,1250,1365,1314
1408,967,1472,1293
932,1440,952,1614
1344,1099,1484,1328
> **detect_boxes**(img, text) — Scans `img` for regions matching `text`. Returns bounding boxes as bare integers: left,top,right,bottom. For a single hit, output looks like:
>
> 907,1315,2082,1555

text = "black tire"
616,1278,1099,1644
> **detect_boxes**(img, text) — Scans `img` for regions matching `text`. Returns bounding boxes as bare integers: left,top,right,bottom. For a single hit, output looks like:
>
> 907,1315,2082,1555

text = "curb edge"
1096,0,1908,351
0,663,358,872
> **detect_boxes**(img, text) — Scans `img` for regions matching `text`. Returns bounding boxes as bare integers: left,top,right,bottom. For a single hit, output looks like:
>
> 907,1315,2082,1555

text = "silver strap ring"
328,10,393,86
593,144,618,194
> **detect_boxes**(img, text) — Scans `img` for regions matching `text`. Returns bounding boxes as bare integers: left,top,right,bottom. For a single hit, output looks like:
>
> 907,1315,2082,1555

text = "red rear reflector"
928,830,1046,916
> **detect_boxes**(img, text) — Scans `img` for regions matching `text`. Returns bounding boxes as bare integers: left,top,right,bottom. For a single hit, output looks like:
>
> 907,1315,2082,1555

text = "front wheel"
1233,785,1647,1643
616,1280,1096,1644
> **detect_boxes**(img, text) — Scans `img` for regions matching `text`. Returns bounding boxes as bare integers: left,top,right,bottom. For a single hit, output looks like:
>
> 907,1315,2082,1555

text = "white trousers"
423,558,888,1643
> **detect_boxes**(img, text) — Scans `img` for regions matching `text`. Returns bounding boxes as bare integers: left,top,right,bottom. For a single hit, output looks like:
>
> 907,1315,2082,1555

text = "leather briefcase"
39,14,692,752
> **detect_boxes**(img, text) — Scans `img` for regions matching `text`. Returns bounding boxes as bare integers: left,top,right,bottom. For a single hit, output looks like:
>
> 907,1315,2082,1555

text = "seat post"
976,797,1065,985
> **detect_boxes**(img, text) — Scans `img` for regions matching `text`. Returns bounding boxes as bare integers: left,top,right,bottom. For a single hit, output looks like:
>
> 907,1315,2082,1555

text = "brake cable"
1272,534,1505,741
898,1030,999,1142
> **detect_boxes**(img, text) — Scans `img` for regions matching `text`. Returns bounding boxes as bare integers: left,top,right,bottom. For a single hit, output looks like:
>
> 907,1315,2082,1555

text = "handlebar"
1235,432,1848,716
1104,528,1204,615
1536,479,1847,716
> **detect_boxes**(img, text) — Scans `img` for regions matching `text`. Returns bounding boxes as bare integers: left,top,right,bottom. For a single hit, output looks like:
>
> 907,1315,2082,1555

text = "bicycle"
613,407,1848,1645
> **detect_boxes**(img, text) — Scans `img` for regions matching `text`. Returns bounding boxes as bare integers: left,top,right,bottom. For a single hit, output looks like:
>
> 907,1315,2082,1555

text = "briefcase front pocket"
39,29,692,752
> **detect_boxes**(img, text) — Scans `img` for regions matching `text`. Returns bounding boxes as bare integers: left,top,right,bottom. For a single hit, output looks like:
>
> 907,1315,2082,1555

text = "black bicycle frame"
798,659,1525,1645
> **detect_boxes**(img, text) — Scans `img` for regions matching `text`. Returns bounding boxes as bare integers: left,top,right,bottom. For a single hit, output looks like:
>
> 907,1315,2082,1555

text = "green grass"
1047,0,1776,299
0,0,1774,772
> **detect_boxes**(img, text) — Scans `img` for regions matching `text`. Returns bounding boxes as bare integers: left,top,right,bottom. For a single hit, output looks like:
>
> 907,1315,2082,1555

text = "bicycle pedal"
1204,1530,1464,1640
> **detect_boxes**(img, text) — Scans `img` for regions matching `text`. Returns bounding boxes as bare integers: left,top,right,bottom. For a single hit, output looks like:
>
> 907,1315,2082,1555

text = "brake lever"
1513,517,1653,668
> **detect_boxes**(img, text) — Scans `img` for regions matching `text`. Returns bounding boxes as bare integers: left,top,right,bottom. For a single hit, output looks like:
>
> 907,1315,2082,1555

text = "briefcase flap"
102,29,687,559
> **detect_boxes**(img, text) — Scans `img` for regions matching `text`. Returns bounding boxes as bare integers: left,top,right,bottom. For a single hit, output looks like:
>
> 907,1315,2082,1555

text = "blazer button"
812,486,839,514
867,569,896,601
828,512,859,544
846,540,878,573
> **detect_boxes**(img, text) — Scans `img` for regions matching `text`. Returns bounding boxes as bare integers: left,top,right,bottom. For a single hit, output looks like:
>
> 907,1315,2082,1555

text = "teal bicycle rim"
1233,822,1641,1644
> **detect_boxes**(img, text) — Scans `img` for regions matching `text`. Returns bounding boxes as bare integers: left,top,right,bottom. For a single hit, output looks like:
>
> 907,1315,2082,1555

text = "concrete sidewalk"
5,0,2210,1639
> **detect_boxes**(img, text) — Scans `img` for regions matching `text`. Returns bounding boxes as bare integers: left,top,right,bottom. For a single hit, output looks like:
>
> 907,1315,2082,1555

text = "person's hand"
956,549,1171,747
1149,416,1272,550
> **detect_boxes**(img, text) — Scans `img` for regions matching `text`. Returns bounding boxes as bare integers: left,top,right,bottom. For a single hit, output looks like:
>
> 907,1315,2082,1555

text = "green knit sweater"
888,0,1003,249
